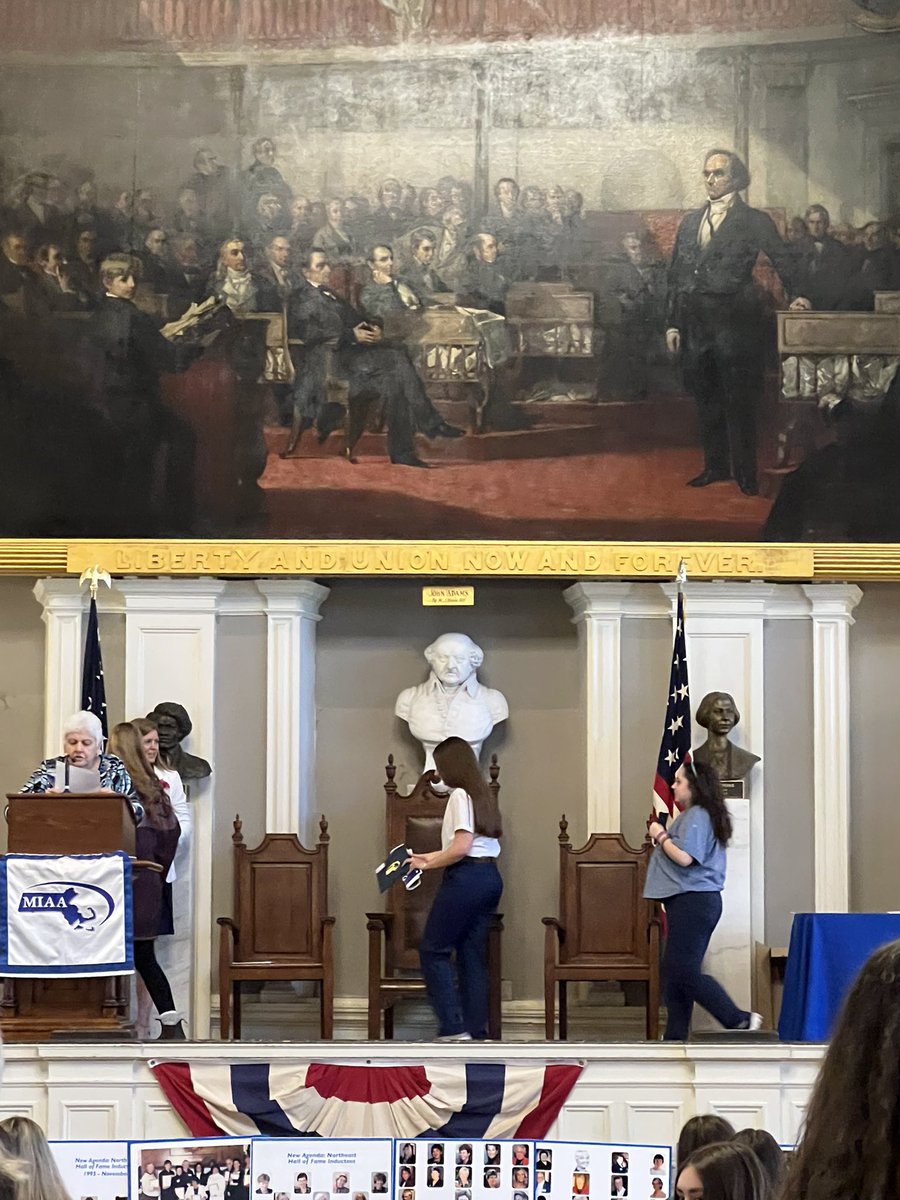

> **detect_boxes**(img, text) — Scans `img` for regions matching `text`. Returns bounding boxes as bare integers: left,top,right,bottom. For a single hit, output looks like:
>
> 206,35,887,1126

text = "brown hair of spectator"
676,1114,736,1172
782,939,900,1200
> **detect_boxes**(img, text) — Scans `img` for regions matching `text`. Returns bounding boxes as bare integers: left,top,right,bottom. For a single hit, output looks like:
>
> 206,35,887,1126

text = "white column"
801,584,862,913
663,581,775,1020
33,580,87,756
563,583,634,833
116,578,227,1038
256,580,330,838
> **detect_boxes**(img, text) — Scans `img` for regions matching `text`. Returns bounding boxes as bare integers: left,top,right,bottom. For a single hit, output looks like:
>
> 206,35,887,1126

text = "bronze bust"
693,691,760,781
146,701,212,781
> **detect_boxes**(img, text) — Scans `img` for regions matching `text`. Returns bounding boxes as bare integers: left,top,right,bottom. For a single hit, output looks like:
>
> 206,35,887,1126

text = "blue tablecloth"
778,913,900,1041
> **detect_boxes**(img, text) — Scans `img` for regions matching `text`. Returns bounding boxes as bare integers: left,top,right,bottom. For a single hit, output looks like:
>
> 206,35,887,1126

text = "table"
778,912,900,1041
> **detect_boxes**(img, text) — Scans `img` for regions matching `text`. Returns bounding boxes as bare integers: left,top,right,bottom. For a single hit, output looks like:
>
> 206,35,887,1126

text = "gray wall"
315,579,583,1002
764,618,815,945
0,579,45,853
850,584,900,913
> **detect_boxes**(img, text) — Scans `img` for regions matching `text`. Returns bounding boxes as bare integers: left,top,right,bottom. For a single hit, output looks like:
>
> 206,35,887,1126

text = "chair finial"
558,814,569,844
232,815,244,845
489,754,499,784
319,813,330,843
385,754,396,782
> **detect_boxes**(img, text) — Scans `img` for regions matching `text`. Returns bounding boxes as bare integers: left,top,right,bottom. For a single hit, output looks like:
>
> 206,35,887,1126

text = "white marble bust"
395,632,509,772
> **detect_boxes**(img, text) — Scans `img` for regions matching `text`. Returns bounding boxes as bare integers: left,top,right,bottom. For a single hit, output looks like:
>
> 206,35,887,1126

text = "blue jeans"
419,857,503,1038
661,890,748,1039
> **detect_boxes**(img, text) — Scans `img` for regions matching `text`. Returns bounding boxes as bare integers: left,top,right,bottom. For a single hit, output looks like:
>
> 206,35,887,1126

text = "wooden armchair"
217,814,335,1040
366,756,503,1040
543,818,661,1040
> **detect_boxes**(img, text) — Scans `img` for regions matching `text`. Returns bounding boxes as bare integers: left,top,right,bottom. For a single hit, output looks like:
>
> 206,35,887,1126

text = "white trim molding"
116,577,228,1039
32,579,87,758
255,580,330,839
801,583,862,913
563,583,635,833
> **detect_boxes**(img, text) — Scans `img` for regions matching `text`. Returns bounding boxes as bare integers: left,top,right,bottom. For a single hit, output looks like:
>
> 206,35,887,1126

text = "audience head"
494,177,519,207
2,232,29,267
472,232,499,264
0,1159,26,1200
76,229,98,264
804,204,831,238
410,230,436,263
782,938,900,1200
266,234,291,268
100,255,138,298
732,1130,784,1192
676,1142,768,1200
251,137,276,165
676,1114,737,1172
367,244,395,279
419,187,444,219
35,244,65,274
0,1116,74,1200
378,177,402,210
218,238,247,275
301,248,331,286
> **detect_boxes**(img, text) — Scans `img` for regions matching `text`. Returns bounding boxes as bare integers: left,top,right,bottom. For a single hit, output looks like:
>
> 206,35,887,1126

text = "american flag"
80,596,108,739
652,586,691,817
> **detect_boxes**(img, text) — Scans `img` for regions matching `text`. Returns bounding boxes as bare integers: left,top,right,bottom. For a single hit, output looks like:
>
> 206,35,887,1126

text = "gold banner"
65,540,815,579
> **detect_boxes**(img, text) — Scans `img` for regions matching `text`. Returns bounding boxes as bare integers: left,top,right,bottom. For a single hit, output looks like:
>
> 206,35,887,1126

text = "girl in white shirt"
407,735,503,1041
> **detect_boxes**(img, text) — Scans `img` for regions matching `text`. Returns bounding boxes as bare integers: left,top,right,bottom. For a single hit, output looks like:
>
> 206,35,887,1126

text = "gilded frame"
0,538,896,581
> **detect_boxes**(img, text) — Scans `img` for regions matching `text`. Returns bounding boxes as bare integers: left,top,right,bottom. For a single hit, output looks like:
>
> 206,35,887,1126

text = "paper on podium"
53,759,101,793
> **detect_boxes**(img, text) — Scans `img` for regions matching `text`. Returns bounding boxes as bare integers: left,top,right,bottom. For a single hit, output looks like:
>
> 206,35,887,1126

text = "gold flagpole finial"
676,559,688,586
78,564,112,602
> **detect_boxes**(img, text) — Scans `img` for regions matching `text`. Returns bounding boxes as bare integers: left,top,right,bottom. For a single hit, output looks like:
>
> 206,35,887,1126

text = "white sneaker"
734,1012,763,1031
437,1032,473,1042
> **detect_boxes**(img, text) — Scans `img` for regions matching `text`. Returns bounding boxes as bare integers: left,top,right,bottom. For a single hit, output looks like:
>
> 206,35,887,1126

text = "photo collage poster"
249,1136,394,1200
128,1136,253,1200
45,1136,676,1200
536,1141,672,1200
49,1140,130,1200
395,1137,535,1200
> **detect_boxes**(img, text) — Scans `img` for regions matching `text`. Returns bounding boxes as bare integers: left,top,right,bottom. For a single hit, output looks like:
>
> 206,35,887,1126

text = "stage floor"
2,1040,823,1145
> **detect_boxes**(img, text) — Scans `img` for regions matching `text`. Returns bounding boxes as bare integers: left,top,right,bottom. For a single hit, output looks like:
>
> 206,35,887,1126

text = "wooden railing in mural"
0,0,848,53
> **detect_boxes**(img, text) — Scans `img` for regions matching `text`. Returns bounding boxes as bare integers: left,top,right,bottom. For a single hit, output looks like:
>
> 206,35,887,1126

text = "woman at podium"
20,710,133,795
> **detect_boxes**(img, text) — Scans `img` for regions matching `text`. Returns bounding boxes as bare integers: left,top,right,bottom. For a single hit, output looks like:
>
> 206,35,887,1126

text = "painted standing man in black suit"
666,149,810,495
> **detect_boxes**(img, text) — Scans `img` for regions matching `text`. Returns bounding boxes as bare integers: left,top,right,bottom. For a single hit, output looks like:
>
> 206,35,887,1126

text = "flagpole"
651,561,692,820
78,564,111,740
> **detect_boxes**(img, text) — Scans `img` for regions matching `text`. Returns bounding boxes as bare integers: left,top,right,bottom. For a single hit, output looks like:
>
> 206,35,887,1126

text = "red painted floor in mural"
258,395,775,540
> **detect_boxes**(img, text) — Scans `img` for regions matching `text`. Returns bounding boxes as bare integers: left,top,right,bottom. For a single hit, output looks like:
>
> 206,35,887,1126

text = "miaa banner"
0,852,133,976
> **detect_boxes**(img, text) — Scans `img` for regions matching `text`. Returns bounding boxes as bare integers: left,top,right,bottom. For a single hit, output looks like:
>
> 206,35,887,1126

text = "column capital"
801,583,863,622
33,578,86,615
661,580,779,618
563,581,635,621
114,578,228,614
256,579,331,619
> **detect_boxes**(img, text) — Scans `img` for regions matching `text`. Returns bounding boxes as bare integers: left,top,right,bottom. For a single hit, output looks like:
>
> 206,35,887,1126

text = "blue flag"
81,596,108,739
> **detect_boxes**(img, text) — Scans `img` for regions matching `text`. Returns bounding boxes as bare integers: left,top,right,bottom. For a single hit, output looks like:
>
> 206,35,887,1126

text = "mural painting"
0,0,898,544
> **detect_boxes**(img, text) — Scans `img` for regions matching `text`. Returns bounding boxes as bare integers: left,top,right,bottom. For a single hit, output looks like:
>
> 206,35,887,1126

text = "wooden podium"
1,794,137,1042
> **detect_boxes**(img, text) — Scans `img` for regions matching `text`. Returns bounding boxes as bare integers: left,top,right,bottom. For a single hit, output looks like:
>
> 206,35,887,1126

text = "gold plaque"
423,586,475,606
